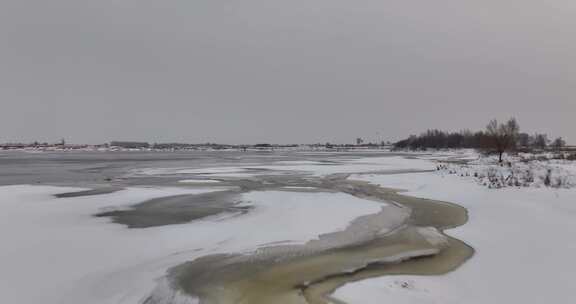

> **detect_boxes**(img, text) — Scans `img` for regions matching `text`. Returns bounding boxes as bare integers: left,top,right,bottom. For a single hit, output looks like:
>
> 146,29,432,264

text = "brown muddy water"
141,173,473,304
0,151,471,304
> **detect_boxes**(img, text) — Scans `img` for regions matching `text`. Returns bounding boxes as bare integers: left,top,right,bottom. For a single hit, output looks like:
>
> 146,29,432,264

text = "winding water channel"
102,171,473,304
0,151,472,304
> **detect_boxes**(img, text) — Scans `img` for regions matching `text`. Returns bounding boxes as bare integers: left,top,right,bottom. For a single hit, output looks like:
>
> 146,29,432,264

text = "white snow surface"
178,179,221,184
259,156,434,176
6,152,573,304
0,185,383,304
132,156,435,178
441,153,576,189
334,170,576,304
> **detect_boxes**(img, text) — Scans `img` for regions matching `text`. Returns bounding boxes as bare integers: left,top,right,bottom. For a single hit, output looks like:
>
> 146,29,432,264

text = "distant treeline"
394,121,565,152
395,130,490,150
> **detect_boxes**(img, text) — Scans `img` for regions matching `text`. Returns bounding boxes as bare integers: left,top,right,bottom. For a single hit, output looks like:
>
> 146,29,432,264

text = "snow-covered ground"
178,179,221,184
0,185,384,304
3,151,576,304
439,154,576,189
132,156,436,178
334,170,576,303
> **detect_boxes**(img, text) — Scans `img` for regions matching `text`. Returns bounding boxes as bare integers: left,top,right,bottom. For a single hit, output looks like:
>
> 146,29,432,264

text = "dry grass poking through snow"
437,154,576,189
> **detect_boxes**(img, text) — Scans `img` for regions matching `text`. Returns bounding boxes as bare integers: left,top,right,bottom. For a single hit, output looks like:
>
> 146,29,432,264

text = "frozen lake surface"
3,150,571,304
0,150,445,304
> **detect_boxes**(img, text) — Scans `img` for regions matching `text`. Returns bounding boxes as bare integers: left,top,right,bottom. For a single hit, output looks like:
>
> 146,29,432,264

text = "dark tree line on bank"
394,118,566,162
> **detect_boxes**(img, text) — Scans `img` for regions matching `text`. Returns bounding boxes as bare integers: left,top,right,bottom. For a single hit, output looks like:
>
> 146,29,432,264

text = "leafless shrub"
544,169,552,187
525,169,534,185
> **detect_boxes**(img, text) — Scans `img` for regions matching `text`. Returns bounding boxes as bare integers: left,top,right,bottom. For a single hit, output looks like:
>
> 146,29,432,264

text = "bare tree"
551,137,566,150
532,133,549,149
517,133,530,148
485,118,520,163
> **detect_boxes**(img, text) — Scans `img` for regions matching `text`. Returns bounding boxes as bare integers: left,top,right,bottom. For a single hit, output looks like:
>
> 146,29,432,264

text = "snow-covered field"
131,155,435,178
178,179,221,184
2,151,576,304
0,185,384,304
439,154,576,189
335,170,576,303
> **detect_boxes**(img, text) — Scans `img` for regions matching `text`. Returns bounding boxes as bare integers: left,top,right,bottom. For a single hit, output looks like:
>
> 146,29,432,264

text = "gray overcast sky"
1,1,575,144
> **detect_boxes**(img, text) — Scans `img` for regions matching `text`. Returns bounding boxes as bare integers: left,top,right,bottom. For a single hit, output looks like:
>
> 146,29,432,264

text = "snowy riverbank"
334,169,576,303
2,150,575,304
0,185,387,304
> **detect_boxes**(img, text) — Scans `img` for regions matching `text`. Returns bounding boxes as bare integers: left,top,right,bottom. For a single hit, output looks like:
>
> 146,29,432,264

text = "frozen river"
0,150,471,304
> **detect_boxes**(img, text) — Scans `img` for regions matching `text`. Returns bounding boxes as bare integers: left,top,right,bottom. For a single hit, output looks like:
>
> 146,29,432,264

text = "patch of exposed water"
134,172,473,304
